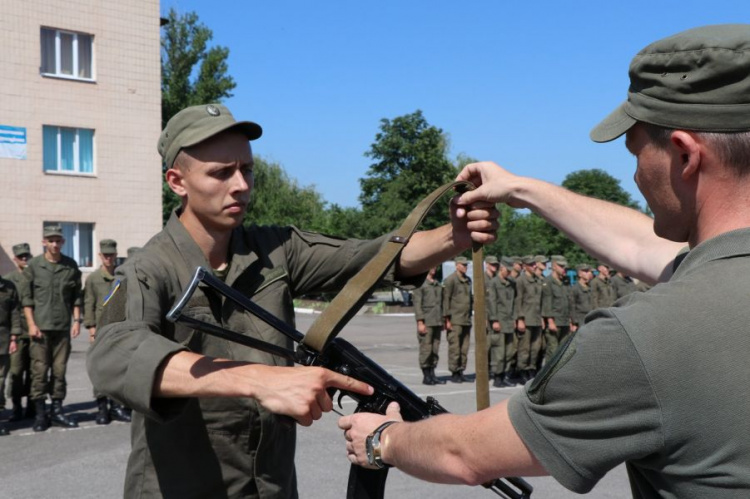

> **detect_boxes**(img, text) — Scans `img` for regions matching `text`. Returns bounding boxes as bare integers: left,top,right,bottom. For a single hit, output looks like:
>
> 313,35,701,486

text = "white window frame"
40,27,95,82
45,221,95,269
43,125,95,176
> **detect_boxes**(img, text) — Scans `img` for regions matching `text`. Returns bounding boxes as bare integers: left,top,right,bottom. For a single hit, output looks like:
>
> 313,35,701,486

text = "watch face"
365,436,376,466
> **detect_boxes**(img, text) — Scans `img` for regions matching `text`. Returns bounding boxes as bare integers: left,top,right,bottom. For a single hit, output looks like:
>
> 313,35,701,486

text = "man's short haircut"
642,123,750,176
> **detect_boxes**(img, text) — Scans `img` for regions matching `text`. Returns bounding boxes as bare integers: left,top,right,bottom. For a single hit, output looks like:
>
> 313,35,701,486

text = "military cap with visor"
12,243,32,258
551,255,568,267
158,103,263,169
99,239,118,254
485,255,499,265
43,224,63,238
576,263,592,272
591,24,750,143
521,255,535,265
454,256,469,265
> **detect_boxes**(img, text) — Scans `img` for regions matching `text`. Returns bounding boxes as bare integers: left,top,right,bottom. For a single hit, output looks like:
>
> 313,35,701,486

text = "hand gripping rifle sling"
166,181,533,499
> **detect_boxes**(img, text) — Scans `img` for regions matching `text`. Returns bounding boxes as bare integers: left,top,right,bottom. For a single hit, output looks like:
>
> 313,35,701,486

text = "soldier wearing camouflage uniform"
0,273,21,435
412,267,446,385
591,262,617,309
570,263,593,332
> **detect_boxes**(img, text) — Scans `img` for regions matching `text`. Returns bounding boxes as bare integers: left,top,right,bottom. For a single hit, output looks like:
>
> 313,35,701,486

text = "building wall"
0,0,162,275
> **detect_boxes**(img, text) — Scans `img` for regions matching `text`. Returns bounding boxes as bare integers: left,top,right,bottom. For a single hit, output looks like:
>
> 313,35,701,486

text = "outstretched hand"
339,401,403,468
251,365,373,427
454,161,528,209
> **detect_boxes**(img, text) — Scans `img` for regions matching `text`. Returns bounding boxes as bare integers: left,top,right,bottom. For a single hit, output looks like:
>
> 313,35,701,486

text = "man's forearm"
381,400,545,485
398,225,464,277
153,350,255,398
508,177,681,283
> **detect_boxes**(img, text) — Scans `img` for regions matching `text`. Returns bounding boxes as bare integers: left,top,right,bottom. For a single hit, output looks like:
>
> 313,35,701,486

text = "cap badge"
206,105,221,116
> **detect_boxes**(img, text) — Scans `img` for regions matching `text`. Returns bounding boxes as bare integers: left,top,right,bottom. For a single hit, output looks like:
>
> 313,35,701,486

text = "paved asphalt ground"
0,312,631,499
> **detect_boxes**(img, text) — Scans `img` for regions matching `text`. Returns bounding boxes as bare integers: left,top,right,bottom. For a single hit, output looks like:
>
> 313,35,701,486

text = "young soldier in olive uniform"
442,256,473,383
590,262,616,309
484,256,502,382
20,225,82,431
0,274,21,435
514,255,544,381
84,239,131,424
87,104,498,499
541,255,572,362
494,257,517,387
3,243,34,422
570,263,593,332
610,270,637,299
412,267,446,385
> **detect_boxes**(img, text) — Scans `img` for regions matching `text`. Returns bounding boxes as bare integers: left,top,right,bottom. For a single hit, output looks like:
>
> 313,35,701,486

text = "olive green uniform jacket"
0,277,22,353
2,270,29,337
514,272,543,327
542,275,571,324
570,281,592,326
20,254,82,331
611,274,637,300
590,275,616,309
412,279,443,327
442,271,472,326
83,267,116,328
87,212,414,499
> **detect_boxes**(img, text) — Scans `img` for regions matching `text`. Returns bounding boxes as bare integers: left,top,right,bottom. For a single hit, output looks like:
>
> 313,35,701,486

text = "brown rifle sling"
301,180,491,411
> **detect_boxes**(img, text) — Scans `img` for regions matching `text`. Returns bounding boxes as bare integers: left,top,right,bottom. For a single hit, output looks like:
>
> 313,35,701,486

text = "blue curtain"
78,223,94,267
42,126,58,171
79,129,93,173
60,128,75,171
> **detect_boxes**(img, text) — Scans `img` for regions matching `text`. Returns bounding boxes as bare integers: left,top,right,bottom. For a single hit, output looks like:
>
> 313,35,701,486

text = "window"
40,27,93,80
43,126,94,174
45,222,94,268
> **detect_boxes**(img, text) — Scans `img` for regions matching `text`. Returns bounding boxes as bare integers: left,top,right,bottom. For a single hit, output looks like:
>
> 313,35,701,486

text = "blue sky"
162,1,748,209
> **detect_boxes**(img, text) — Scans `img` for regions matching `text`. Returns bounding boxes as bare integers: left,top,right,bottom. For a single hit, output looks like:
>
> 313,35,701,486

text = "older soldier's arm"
339,400,546,484
455,162,684,284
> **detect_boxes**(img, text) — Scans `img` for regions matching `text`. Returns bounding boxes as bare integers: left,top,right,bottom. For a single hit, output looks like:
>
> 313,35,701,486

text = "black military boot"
32,399,49,432
506,369,523,386
50,399,78,428
24,398,36,420
8,397,24,422
430,368,446,384
110,402,132,423
458,370,472,383
451,371,463,383
422,368,436,386
95,397,111,425
0,422,9,436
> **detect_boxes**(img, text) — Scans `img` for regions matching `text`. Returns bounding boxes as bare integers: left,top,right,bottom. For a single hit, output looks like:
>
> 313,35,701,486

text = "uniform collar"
672,227,750,280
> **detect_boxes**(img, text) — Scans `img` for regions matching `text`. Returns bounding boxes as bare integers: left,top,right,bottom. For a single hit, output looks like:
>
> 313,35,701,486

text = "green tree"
359,110,457,238
245,158,329,231
160,8,237,224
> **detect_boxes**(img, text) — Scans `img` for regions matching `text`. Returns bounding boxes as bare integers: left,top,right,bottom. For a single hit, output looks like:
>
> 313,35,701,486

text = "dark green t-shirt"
509,228,750,497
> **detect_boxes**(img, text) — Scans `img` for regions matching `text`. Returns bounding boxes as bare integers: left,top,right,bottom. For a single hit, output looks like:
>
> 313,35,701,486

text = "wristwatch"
74,318,84,324
365,421,398,469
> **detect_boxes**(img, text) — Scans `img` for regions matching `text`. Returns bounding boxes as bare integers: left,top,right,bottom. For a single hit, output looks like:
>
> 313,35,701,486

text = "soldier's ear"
165,167,187,199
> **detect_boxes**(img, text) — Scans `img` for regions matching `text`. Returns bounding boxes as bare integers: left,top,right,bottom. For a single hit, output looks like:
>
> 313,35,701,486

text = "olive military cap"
591,24,750,142
500,256,514,268
521,255,535,265
534,255,549,264
511,256,522,264
99,239,117,254
12,243,31,257
455,256,469,265
158,104,263,169
551,255,568,266
43,224,63,238
576,263,592,272
485,255,499,265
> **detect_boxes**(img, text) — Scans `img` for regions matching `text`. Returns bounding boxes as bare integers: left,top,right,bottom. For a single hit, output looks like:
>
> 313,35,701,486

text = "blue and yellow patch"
103,279,121,307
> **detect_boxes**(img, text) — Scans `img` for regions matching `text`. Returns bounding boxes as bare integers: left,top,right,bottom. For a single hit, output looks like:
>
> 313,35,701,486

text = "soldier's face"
100,252,117,268
14,254,30,269
43,236,64,257
171,130,254,232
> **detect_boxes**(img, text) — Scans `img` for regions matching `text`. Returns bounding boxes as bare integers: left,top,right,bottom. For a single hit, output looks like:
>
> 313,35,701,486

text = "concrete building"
0,1,162,275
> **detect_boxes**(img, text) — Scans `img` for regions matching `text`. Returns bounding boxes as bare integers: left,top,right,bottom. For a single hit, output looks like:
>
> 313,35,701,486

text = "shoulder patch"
99,279,127,327
526,331,577,405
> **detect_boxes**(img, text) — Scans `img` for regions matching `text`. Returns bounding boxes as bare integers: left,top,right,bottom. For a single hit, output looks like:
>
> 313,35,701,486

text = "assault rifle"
166,267,532,499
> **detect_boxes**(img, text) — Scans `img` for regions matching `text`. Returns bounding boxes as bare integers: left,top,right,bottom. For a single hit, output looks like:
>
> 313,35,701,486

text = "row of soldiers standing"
412,254,649,387
0,229,134,436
